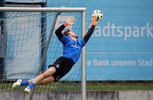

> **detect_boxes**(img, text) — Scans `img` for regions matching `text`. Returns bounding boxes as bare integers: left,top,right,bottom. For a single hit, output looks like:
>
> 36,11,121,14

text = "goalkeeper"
12,15,100,93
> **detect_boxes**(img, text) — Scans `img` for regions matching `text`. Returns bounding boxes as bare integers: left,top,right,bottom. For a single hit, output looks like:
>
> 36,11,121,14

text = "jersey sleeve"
83,25,95,43
55,24,65,40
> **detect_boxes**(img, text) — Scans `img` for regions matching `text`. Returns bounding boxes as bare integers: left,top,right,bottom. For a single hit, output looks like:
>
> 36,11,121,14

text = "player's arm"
83,16,99,43
55,16,76,40
55,25,65,40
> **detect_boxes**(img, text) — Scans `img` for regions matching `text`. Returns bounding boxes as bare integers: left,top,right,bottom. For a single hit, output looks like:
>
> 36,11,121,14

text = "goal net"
0,7,86,100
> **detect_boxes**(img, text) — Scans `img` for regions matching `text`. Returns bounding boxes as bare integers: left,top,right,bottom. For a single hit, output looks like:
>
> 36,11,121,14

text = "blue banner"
47,0,153,80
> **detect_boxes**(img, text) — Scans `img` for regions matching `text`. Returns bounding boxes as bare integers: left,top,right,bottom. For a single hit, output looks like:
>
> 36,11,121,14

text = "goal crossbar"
0,7,86,12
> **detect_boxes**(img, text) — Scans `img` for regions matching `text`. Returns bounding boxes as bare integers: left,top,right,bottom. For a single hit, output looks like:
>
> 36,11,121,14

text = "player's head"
63,29,78,41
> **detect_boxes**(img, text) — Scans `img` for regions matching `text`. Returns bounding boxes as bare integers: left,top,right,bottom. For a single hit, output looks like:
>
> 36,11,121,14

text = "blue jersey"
55,24,95,63
60,35,85,63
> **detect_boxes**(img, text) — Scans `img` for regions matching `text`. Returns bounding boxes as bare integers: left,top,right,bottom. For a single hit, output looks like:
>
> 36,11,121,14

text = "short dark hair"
63,29,70,36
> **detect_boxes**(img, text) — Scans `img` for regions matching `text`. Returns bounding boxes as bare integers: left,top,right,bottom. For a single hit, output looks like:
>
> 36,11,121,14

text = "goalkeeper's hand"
64,16,76,27
91,16,99,26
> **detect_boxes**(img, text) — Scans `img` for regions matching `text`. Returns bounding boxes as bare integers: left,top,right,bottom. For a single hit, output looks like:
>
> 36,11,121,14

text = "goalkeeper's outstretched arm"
83,25,95,43
55,25,64,40
83,16,99,43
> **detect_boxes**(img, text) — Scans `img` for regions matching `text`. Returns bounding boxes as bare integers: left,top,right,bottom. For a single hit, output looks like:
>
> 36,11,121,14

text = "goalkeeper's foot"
24,87,31,93
12,79,22,88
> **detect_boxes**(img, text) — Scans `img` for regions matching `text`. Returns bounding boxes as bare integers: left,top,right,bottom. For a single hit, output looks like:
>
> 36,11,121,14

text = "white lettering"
147,22,153,37
93,59,110,66
111,60,136,66
103,22,110,37
141,27,146,37
95,26,101,37
117,26,123,37
138,59,152,66
133,26,139,37
87,22,153,41
87,60,91,66
111,23,116,37
125,26,132,41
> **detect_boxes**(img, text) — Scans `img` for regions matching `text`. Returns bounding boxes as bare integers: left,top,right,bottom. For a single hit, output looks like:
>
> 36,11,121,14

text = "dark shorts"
48,57,74,82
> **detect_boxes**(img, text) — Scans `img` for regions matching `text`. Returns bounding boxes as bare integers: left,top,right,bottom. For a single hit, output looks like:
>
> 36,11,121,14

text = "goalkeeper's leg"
12,67,56,91
12,75,55,89
37,76,55,85
24,67,56,93
28,76,55,85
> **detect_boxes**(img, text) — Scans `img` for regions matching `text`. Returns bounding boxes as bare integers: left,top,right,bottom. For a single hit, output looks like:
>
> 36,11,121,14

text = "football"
92,10,103,21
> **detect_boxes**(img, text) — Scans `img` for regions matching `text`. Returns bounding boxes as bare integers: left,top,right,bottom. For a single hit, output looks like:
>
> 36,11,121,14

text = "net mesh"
0,11,82,100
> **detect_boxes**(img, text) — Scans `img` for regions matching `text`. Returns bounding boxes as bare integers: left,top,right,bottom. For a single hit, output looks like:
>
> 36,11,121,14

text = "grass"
0,82,81,91
1,81,153,91
86,81,153,90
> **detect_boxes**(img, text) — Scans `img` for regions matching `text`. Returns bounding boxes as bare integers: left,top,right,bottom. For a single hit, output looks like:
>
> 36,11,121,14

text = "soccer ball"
92,10,103,21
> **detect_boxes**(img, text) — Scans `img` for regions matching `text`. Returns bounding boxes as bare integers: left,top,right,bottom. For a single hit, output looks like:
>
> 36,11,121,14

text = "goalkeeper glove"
64,16,76,27
92,16,98,26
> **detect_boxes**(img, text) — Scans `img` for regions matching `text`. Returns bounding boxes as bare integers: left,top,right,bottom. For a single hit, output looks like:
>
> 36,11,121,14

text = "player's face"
68,31,78,39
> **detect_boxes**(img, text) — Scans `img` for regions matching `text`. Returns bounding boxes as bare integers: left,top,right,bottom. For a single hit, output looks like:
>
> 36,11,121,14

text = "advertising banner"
47,0,153,80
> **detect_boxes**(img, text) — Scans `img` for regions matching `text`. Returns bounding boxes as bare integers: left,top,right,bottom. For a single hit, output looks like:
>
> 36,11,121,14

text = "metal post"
81,10,86,100
0,0,6,81
28,12,61,100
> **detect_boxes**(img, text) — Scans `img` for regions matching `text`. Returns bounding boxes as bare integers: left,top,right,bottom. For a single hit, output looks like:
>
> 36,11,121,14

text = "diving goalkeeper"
12,15,101,93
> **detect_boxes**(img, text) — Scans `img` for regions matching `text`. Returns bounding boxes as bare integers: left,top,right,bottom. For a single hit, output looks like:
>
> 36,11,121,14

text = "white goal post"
0,7,86,100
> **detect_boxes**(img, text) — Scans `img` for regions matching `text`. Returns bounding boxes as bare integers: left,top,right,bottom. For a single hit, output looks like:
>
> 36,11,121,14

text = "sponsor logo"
56,64,60,68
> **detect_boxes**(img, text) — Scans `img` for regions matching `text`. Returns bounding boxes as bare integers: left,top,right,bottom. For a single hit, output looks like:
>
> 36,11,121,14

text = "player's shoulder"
77,39,85,47
60,34,69,41
78,38,85,44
